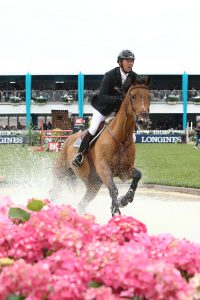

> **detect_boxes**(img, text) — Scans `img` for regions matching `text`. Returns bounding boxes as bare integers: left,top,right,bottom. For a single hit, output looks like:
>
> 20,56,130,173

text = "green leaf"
6,294,25,300
88,281,103,288
8,207,30,222
27,198,46,212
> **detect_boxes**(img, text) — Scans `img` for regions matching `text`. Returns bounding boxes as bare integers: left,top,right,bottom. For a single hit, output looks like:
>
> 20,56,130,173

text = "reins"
105,123,123,146
106,84,149,146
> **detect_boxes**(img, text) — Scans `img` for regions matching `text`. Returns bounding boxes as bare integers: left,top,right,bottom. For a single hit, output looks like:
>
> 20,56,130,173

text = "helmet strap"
119,60,130,74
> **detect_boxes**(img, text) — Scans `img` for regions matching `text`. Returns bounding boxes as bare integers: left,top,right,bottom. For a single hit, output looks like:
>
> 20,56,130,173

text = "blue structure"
182,72,188,130
25,73,32,128
78,72,84,117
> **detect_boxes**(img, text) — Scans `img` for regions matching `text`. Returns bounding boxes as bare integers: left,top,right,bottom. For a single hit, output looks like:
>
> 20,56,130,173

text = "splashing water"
1,146,200,242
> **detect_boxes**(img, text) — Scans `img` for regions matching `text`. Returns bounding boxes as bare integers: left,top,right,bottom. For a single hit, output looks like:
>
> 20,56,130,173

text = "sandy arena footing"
1,181,200,243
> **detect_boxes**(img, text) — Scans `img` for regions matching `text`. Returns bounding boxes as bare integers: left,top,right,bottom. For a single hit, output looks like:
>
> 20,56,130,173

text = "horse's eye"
131,95,135,100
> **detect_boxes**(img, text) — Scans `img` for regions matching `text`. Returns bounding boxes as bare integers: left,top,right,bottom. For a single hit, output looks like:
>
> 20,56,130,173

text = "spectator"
17,121,22,130
194,121,200,149
190,87,198,98
47,121,52,129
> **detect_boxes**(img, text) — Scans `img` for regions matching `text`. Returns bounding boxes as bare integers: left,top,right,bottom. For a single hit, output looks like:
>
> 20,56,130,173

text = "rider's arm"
98,72,122,105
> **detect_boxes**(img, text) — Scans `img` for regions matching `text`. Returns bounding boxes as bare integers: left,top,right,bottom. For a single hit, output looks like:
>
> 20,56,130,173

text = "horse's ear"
134,75,151,87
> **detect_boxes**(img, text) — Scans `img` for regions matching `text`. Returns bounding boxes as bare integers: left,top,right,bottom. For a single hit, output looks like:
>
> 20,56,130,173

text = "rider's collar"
120,68,129,84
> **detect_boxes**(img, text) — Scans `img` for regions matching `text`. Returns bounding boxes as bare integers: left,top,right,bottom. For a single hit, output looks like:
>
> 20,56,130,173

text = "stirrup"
72,153,84,167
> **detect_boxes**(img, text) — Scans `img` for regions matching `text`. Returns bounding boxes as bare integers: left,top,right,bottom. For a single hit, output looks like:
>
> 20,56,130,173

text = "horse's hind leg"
118,168,142,207
77,177,102,215
50,157,76,201
66,167,77,192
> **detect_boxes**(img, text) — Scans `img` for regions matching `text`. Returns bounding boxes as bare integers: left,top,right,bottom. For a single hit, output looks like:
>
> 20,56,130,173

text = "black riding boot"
72,131,93,167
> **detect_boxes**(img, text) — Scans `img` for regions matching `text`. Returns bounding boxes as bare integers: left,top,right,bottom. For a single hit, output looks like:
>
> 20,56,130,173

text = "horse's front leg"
97,163,120,216
108,178,121,216
118,168,142,207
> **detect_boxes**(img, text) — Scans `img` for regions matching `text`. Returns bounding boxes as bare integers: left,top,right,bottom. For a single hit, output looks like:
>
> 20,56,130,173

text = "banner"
136,134,182,143
0,136,24,144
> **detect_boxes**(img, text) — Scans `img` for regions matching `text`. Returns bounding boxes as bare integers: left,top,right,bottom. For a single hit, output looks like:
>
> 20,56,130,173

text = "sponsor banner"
73,118,85,133
0,136,24,144
74,117,84,125
136,134,182,143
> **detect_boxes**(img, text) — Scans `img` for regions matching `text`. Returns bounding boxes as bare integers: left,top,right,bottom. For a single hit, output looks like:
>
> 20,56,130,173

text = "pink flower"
0,197,198,299
85,286,119,300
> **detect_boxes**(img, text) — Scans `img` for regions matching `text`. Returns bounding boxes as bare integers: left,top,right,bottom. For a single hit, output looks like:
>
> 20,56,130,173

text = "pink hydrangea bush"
0,195,199,299
96,215,147,244
136,233,200,278
0,195,14,225
0,203,98,263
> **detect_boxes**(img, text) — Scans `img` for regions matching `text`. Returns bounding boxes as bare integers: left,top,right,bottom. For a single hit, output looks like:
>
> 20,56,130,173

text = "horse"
51,76,151,216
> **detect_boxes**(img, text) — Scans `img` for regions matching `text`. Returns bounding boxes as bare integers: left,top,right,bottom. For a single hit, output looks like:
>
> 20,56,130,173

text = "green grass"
0,144,200,189
136,144,200,188
0,145,58,183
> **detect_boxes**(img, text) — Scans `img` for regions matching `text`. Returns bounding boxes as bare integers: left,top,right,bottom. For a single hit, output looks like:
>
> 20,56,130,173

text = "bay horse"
51,76,151,216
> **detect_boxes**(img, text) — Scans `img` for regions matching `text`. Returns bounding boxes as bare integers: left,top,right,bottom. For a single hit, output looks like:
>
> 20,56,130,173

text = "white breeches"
88,108,116,136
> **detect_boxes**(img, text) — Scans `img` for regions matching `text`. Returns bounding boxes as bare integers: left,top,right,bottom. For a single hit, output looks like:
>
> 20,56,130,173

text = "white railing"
136,129,185,135
1,89,200,104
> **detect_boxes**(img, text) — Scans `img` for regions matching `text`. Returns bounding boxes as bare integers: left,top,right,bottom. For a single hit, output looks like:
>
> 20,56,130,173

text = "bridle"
106,84,150,145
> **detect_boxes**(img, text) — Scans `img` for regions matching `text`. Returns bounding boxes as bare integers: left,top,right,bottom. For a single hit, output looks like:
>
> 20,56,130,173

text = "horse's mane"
123,75,151,94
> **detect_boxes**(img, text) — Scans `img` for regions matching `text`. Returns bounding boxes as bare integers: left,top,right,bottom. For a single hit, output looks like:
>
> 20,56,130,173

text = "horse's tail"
50,161,77,201
66,167,77,192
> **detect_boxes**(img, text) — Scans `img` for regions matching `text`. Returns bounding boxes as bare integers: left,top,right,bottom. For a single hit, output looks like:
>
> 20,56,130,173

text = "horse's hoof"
121,198,129,207
128,197,134,203
117,195,132,207
111,206,121,217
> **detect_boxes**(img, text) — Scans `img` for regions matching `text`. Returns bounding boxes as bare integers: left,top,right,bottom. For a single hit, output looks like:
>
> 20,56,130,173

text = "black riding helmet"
117,49,135,63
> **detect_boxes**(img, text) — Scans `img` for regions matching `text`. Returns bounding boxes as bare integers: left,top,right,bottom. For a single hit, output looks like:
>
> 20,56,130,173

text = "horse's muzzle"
136,112,150,130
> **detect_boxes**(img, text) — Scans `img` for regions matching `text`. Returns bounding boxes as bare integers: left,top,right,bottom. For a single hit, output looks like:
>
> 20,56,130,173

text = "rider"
72,49,137,167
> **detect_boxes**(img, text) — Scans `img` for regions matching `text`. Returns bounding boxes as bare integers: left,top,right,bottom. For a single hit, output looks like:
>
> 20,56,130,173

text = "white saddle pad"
74,138,82,148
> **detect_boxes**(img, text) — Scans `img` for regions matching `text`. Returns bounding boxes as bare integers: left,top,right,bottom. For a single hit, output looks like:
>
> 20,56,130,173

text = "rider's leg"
88,108,107,135
72,109,106,167
72,131,94,167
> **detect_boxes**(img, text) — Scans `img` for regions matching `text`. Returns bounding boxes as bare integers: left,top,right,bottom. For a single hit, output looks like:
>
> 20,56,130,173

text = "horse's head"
127,75,151,130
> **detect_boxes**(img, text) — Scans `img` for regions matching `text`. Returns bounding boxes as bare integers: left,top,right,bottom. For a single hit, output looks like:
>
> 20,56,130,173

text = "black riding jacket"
91,67,137,116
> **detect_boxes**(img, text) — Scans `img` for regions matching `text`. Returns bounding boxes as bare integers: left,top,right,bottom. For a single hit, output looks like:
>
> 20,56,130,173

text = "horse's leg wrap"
130,169,142,191
108,180,121,216
120,168,142,207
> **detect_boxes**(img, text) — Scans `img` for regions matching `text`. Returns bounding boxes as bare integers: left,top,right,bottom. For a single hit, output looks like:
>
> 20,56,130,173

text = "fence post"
26,73,32,128
182,72,188,130
78,72,84,117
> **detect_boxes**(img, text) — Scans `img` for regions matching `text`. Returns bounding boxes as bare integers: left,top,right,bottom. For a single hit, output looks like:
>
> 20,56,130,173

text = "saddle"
74,116,115,148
